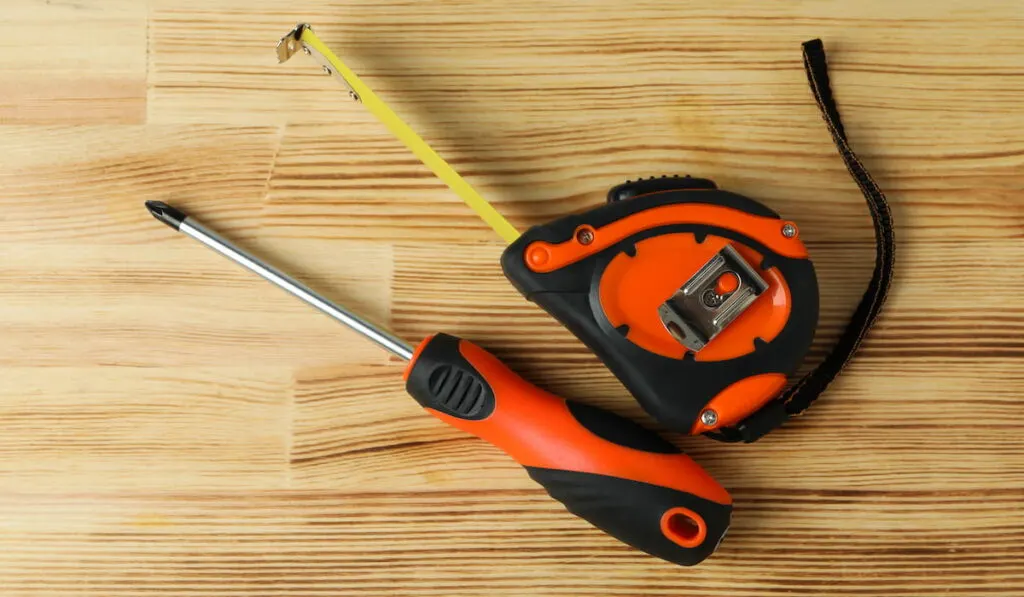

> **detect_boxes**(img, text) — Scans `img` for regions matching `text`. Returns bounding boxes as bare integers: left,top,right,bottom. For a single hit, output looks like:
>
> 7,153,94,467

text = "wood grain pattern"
2,0,1023,594
1,1,146,124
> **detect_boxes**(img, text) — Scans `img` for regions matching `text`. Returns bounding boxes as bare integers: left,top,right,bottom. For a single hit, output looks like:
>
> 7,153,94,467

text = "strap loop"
709,39,896,443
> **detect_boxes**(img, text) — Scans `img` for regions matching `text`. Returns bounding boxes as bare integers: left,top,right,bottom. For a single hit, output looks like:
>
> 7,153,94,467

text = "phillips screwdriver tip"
145,201,187,231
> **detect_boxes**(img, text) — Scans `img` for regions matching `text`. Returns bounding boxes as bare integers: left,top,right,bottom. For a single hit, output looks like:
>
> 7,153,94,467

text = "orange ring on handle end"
660,507,708,549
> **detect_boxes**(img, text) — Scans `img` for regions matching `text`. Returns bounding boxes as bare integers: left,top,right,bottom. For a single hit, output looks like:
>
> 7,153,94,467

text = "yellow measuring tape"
277,24,521,243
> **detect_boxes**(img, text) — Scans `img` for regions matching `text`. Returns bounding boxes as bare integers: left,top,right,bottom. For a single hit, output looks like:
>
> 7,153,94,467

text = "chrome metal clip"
276,23,361,102
657,244,769,352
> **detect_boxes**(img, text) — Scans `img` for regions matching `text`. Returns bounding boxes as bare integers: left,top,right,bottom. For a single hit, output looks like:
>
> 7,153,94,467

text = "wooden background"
2,0,1023,595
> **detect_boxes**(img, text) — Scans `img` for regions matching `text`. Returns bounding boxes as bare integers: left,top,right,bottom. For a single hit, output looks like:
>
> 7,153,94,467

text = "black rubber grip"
526,468,731,566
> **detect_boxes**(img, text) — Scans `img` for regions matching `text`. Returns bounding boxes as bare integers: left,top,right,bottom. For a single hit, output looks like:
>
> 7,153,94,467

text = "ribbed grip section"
427,365,488,418
406,334,495,421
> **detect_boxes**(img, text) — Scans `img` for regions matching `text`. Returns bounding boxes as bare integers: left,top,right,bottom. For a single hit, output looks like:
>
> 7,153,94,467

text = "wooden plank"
0,241,394,367
0,1,146,124
148,0,1024,128
0,489,1018,596
0,367,291,491
0,125,281,243
257,121,1022,243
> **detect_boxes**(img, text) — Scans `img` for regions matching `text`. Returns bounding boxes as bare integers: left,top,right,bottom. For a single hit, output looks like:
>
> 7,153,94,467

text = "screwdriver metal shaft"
145,201,415,360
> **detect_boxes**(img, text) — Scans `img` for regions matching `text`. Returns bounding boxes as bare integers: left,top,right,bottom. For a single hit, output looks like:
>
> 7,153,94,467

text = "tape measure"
277,26,894,441
501,176,819,434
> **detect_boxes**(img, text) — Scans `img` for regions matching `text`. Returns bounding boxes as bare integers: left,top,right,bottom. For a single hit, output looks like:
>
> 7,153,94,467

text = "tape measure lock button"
714,272,740,296
526,244,551,268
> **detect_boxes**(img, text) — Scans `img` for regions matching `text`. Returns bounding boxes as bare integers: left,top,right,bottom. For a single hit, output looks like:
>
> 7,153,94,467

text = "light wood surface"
2,0,1023,595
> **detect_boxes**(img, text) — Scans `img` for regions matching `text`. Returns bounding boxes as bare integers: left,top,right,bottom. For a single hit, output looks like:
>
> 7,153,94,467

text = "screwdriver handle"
404,334,732,566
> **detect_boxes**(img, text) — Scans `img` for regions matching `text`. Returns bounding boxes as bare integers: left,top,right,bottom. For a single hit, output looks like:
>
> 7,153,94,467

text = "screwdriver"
145,200,732,566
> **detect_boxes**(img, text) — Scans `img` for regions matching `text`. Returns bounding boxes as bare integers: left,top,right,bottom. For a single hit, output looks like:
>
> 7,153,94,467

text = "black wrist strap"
709,39,896,443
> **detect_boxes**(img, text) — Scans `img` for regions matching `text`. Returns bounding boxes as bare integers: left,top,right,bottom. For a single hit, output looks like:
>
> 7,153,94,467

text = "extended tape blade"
277,24,521,243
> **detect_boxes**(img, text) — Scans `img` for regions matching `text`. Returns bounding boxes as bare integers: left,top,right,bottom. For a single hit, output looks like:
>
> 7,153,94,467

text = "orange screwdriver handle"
404,333,732,566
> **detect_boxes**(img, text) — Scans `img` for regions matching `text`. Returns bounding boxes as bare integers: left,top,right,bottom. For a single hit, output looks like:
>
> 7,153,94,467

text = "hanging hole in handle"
660,507,707,548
